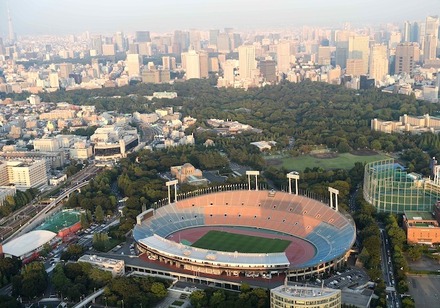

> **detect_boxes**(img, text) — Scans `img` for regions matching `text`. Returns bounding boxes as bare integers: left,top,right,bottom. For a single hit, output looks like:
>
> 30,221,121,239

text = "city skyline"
0,0,440,36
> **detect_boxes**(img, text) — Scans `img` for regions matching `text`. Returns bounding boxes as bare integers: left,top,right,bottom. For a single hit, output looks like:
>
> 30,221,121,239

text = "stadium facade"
133,184,356,280
363,158,440,213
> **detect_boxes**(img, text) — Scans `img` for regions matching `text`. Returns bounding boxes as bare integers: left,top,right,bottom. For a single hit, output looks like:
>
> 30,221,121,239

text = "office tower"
183,49,201,79
59,63,73,79
209,57,219,72
49,72,59,88
348,35,370,75
91,35,103,55
388,32,402,49
199,52,209,78
7,5,15,42
411,22,420,43
346,59,364,76
135,31,151,43
189,29,201,51
369,44,389,84
238,45,257,80
403,21,411,42
102,44,116,56
232,33,242,50
217,33,231,53
424,34,438,60
173,30,189,54
114,32,126,52
277,41,292,73
209,30,220,46
425,16,439,36
91,58,100,78
126,54,141,77
395,43,420,74
335,41,349,69
223,60,236,86
128,43,139,54
259,60,277,83
162,56,171,71
317,46,332,65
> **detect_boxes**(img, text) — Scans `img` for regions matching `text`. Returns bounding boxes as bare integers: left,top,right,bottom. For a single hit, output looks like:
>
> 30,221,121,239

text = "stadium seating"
133,190,356,267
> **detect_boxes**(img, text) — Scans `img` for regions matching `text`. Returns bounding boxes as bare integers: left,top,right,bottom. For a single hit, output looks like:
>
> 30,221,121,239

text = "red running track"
166,226,316,266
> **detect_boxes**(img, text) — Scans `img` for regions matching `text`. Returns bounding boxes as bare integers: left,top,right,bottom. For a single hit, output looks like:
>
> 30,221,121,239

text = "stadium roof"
3,230,57,258
140,235,290,267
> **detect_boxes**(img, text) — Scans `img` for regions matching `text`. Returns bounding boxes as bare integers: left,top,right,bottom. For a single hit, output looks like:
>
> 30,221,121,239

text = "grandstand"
133,187,356,279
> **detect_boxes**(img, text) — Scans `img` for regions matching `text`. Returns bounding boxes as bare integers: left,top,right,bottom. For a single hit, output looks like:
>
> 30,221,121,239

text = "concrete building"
69,141,93,160
277,41,293,73
3,160,47,190
270,284,341,308
348,35,370,75
78,255,125,277
404,209,440,244
259,60,277,83
369,44,389,85
126,54,141,77
170,163,208,186
395,43,420,74
59,63,73,79
34,138,60,152
238,45,257,80
91,125,139,161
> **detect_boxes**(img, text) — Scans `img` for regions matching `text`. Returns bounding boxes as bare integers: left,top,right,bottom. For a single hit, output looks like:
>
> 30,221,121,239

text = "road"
380,228,401,308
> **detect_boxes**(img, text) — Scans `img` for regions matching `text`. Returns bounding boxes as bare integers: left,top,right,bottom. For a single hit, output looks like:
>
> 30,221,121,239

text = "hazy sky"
1,0,439,36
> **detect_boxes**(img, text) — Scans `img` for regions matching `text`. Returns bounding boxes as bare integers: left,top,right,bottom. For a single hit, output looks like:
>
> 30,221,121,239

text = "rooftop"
3,230,57,257
271,284,340,299
405,211,435,221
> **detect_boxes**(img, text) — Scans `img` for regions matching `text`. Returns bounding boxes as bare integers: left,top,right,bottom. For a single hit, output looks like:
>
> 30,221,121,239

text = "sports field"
191,230,291,253
266,152,389,171
36,210,80,233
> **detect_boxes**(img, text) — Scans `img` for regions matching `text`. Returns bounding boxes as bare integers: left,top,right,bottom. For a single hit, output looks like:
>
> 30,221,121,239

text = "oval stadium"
133,187,356,280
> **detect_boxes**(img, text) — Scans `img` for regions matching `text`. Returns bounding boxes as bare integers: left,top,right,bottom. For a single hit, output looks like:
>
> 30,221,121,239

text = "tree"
190,290,207,308
95,205,105,223
12,262,48,299
407,245,422,261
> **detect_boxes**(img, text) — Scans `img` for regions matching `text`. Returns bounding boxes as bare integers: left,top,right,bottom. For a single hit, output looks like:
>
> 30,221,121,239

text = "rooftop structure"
78,255,125,277
270,284,341,308
371,114,440,134
91,125,139,161
2,230,57,259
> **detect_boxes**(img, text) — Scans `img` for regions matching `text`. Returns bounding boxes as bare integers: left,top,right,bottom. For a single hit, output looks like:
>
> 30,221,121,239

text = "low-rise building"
78,255,125,277
91,125,139,161
270,283,341,308
170,163,208,186
404,209,440,244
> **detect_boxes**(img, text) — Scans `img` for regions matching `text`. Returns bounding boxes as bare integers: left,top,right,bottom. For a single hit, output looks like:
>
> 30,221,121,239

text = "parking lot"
408,275,440,307
323,268,370,290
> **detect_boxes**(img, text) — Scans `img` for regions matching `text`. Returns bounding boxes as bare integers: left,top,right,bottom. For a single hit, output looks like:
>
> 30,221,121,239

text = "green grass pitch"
191,230,291,253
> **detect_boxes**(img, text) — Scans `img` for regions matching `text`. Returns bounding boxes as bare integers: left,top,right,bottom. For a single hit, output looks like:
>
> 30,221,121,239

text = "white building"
78,255,125,277
91,125,139,161
270,284,341,308
5,160,48,190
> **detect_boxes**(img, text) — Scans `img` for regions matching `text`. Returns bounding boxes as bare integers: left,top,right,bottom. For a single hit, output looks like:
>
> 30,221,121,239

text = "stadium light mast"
328,187,339,211
166,180,179,204
246,171,260,190
287,172,300,195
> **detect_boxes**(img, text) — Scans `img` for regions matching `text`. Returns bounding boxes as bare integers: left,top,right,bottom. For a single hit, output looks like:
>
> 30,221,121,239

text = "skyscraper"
369,44,389,84
114,32,126,52
217,33,231,53
59,63,73,79
238,45,257,80
276,41,292,73
395,43,420,74
403,21,411,43
424,16,439,60
182,49,201,79
259,60,277,83
209,30,220,46
135,31,151,43
126,54,141,77
7,5,15,42
91,35,103,55
348,35,370,75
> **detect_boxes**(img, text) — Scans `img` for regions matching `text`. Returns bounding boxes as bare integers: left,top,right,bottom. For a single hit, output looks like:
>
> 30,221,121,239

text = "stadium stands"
134,189,356,273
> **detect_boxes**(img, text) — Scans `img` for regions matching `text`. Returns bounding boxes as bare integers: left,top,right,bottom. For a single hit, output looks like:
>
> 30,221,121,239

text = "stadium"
133,181,356,280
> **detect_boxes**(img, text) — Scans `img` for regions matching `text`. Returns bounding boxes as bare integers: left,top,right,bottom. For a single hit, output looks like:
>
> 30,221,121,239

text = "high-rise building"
162,56,171,71
318,46,332,65
395,42,420,74
277,41,292,73
91,35,103,55
217,33,231,53
346,59,365,77
424,34,438,60
102,44,116,56
411,22,420,43
369,44,389,84
135,31,151,43
403,21,411,42
183,49,201,79
59,63,73,79
7,5,15,42
209,29,220,46
335,41,349,69
114,32,126,52
49,72,59,88
238,45,257,80
348,35,370,74
259,60,277,83
126,54,141,77
199,52,209,78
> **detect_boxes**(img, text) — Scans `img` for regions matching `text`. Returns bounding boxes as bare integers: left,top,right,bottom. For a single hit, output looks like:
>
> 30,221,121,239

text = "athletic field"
36,210,80,233
191,230,291,253
266,152,389,171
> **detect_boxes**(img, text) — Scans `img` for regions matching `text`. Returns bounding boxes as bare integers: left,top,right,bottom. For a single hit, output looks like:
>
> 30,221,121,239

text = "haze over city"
1,0,440,35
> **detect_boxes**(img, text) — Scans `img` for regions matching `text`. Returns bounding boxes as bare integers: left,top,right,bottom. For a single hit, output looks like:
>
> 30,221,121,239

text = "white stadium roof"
139,235,290,267
3,230,57,258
